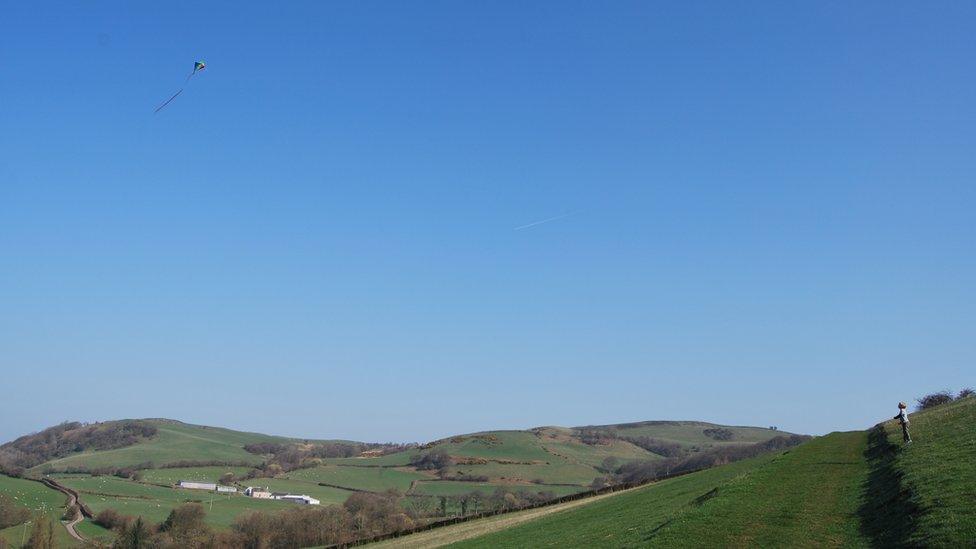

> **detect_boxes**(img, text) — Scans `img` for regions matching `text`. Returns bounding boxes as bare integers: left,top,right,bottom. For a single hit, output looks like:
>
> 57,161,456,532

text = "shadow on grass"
858,425,923,548
643,487,718,541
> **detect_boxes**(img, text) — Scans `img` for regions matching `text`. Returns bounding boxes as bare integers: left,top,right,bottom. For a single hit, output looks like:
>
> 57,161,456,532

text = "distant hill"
0,417,789,546
388,396,976,547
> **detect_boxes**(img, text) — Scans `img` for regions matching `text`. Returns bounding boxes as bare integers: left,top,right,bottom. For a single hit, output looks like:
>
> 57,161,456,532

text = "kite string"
155,66,199,113
153,88,184,114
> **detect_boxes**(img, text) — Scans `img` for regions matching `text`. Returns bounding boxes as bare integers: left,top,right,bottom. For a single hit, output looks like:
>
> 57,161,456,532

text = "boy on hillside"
894,402,911,443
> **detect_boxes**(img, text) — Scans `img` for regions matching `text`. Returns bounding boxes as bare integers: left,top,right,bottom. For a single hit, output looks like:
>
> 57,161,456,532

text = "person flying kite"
154,61,206,113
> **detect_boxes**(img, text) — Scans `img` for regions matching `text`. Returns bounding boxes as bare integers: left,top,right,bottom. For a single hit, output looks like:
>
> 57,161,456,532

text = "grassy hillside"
580,420,787,449
37,420,290,472
403,397,975,548
867,395,976,545
0,416,791,545
446,433,867,548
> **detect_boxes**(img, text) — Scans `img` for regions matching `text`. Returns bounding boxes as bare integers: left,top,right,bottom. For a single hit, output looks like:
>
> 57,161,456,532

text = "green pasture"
410,480,584,498
0,474,74,547
538,438,655,468
285,465,429,492
449,461,598,486
597,421,786,448
140,465,254,486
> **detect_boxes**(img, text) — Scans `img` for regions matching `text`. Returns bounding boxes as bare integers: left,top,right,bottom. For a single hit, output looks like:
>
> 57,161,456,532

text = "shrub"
703,428,734,441
62,503,79,522
577,429,616,445
958,388,974,399
408,449,452,472
916,391,954,411
93,508,133,531
622,436,687,458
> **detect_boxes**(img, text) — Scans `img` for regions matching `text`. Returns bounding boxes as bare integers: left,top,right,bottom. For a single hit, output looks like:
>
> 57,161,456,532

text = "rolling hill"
384,395,976,547
0,417,788,546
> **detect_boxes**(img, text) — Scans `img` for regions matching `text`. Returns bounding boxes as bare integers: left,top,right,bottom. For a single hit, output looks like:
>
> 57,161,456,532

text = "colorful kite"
154,61,206,113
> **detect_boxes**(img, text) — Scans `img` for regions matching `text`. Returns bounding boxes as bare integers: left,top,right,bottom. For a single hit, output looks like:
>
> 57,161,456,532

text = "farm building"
244,486,273,499
243,486,318,505
217,485,237,493
274,493,320,505
178,481,218,491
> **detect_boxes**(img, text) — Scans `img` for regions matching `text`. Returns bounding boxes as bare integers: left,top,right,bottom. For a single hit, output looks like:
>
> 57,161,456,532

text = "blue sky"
2,2,973,444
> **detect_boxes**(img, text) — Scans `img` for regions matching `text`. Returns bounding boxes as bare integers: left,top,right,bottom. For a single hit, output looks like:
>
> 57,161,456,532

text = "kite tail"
153,88,184,113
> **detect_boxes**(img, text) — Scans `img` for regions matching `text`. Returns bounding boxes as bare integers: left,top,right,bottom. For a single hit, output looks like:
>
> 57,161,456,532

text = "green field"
587,421,789,448
56,473,303,529
540,436,660,467
425,432,556,462
402,397,976,548
139,465,254,486
286,465,430,492
449,461,599,486
322,452,417,467
410,480,585,498
0,475,75,547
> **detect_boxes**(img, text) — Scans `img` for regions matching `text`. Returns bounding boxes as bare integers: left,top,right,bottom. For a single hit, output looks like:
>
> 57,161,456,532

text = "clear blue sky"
2,2,973,444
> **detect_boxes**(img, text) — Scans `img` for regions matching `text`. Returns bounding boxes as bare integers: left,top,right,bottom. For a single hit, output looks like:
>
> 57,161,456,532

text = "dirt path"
38,478,87,542
64,509,84,542
370,485,644,548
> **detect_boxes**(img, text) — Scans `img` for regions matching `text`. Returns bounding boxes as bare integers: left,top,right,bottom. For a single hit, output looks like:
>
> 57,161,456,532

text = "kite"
154,61,206,113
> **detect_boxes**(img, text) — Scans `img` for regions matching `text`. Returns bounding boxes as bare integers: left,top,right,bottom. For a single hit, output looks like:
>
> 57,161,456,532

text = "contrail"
514,212,576,231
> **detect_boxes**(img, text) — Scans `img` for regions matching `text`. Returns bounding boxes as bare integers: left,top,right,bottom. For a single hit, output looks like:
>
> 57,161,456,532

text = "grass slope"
433,398,975,548
865,395,976,546
38,420,289,471
583,421,788,449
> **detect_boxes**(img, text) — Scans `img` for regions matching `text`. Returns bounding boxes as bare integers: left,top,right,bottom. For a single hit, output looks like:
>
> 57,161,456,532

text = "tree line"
609,434,811,485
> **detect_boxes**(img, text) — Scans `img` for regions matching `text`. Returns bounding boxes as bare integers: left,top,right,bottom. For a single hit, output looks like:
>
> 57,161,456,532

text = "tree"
24,515,54,549
958,388,975,399
159,502,208,544
113,516,151,549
